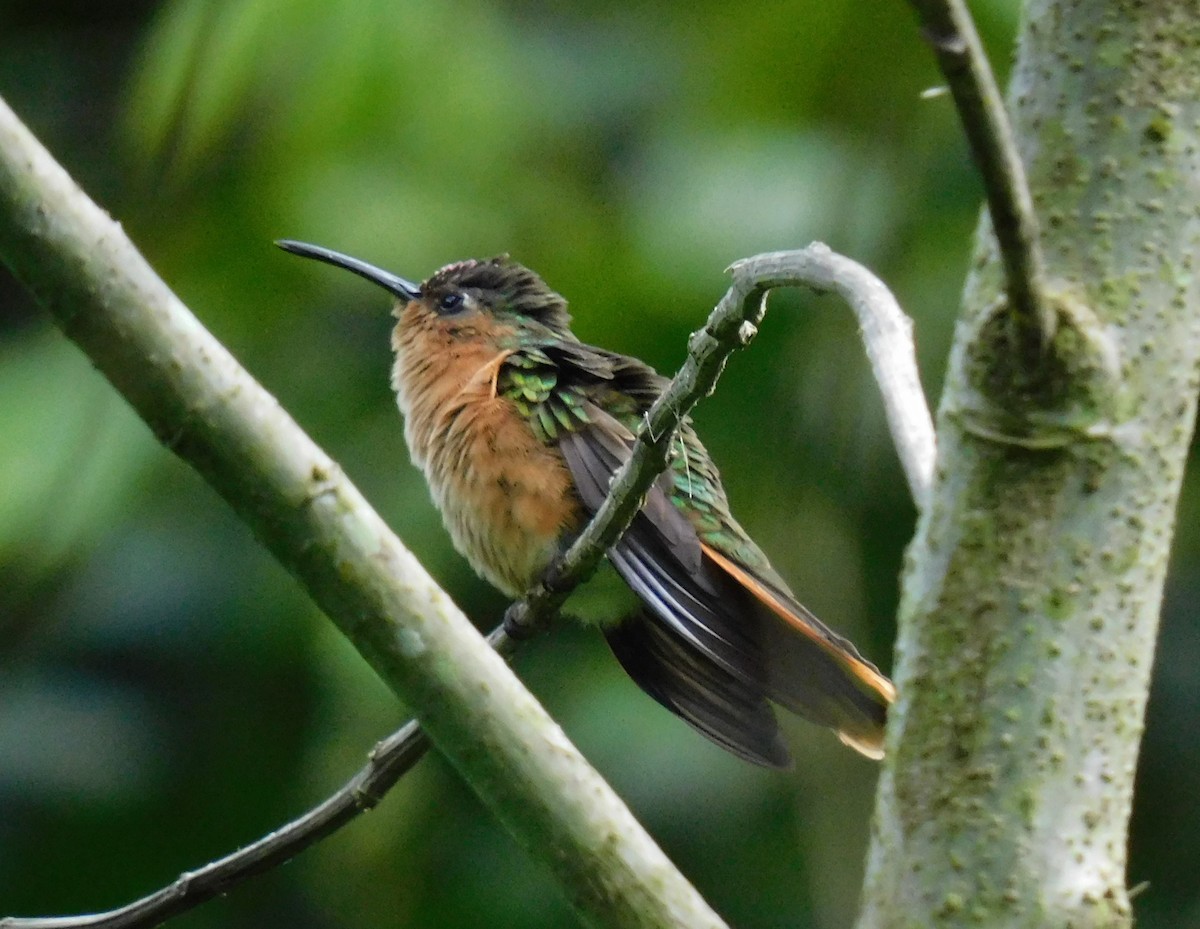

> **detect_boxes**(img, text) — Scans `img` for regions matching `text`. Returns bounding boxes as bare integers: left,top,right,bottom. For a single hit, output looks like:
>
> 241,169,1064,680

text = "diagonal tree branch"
0,90,932,929
908,0,1054,354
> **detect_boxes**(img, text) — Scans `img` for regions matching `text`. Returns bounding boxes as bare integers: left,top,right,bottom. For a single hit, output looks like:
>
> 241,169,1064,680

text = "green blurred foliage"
1,1,1197,927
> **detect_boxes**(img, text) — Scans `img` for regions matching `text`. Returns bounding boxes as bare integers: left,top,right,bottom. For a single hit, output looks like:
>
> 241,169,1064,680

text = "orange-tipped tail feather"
701,542,895,759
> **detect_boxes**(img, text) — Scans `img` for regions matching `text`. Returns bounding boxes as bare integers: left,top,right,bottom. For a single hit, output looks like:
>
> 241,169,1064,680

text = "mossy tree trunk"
857,1,1200,927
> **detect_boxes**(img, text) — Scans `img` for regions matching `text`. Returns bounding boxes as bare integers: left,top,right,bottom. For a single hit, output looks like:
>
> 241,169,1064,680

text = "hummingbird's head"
276,241,573,344
418,257,573,336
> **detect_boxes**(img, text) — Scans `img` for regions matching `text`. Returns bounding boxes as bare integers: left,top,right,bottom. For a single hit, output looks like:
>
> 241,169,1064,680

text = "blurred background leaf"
1,1,1196,927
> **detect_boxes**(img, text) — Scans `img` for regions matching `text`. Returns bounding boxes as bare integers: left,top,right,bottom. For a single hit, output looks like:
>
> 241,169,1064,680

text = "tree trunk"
857,1,1200,926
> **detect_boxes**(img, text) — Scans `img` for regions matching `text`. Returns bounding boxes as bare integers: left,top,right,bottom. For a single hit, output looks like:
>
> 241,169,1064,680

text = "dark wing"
606,611,789,767
541,342,892,763
509,340,784,764
559,413,791,767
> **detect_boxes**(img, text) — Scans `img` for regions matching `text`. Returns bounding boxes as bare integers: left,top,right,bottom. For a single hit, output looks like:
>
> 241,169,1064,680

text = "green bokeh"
1,1,1196,927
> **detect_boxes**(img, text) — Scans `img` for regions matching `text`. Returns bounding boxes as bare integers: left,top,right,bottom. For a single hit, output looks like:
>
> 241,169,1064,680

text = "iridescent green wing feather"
496,344,593,444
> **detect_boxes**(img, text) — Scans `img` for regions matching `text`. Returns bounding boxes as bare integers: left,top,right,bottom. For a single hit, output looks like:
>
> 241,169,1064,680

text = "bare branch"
909,0,1054,353
761,244,935,509
510,244,936,630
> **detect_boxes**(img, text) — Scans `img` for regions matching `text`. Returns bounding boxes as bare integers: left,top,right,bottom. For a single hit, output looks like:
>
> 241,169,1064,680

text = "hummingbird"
278,240,895,767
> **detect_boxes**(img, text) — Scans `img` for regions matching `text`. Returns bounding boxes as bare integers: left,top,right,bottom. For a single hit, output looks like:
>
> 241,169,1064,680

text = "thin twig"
0,721,430,929
0,629,521,929
504,254,776,635
909,0,1054,352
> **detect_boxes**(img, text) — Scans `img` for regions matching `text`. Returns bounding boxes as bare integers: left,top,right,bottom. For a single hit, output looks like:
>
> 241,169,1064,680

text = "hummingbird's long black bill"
276,239,422,301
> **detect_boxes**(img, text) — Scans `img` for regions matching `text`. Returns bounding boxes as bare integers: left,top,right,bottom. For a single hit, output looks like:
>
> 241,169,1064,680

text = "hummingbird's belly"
408,397,583,597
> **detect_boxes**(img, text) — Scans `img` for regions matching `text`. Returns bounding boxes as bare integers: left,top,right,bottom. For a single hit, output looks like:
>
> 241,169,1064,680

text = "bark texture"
858,2,1200,927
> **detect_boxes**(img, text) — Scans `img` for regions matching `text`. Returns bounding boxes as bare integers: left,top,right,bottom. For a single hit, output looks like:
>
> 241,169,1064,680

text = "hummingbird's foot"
502,601,538,640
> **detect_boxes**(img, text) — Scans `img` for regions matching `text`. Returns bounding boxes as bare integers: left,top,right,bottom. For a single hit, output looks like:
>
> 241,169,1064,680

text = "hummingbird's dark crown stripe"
424,256,573,333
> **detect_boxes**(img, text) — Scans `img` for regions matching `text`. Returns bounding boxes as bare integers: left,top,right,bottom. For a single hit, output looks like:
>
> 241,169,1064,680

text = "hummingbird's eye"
437,292,466,314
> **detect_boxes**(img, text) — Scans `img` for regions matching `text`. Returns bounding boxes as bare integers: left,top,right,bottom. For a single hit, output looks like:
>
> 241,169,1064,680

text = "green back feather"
496,338,786,588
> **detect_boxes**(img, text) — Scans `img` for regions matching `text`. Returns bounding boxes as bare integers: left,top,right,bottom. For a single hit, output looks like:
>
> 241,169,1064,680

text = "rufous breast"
391,312,583,596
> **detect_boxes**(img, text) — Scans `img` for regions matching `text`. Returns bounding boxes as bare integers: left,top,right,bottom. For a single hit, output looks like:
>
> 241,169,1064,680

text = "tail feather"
605,614,791,768
702,543,893,759
554,408,894,764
